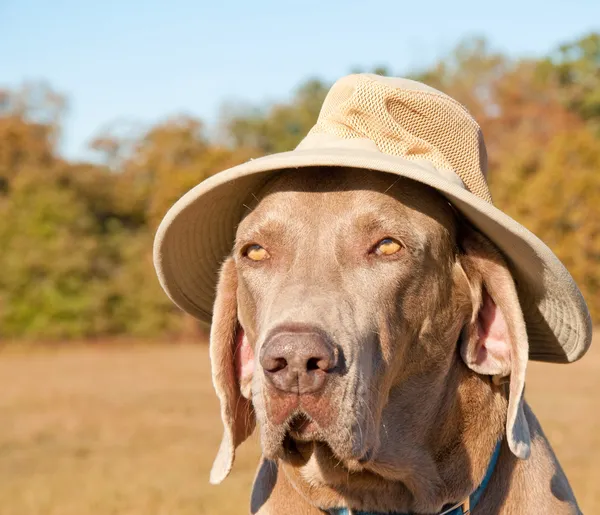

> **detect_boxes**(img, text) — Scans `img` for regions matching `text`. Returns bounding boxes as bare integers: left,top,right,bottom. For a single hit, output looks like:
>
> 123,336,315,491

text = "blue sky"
2,0,599,160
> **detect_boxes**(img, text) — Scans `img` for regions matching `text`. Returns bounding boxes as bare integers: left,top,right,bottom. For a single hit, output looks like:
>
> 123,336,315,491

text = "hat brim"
153,146,592,364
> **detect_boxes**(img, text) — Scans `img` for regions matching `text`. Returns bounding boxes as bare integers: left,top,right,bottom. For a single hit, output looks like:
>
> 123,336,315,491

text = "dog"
208,168,579,514
153,74,591,514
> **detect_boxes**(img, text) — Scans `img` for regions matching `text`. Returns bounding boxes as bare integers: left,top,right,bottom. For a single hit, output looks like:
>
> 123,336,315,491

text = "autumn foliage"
0,34,598,340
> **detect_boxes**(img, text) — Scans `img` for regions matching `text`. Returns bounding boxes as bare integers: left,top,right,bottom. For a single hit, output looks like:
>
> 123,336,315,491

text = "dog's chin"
260,413,322,461
260,413,373,473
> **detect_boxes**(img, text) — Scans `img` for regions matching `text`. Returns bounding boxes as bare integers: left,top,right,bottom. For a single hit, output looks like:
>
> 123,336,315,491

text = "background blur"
1,1,599,513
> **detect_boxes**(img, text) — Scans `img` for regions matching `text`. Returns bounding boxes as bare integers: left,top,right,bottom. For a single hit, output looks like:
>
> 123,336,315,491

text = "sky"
2,0,599,160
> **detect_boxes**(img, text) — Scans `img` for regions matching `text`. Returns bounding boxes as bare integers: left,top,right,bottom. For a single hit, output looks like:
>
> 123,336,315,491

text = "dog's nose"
260,330,337,394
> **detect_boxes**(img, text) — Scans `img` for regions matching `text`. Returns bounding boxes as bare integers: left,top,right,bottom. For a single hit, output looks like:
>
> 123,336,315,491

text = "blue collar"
325,439,502,515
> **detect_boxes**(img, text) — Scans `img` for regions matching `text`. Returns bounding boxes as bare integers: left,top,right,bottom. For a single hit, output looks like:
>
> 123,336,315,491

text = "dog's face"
235,169,461,460
209,167,530,509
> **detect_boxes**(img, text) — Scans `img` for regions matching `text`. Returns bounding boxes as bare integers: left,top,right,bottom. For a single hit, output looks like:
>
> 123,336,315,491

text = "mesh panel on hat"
309,74,493,203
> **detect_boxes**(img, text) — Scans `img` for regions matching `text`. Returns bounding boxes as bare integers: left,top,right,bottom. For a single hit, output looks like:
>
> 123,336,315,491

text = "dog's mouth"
261,390,374,467
287,412,320,441
260,409,328,461
280,425,374,481
276,411,377,478
278,413,323,463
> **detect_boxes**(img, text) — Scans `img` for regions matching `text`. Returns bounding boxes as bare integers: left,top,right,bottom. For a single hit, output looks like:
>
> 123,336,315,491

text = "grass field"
0,338,598,515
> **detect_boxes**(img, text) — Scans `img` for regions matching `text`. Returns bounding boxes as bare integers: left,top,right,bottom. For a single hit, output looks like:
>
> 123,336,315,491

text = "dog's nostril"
264,357,287,373
306,357,330,372
306,357,320,372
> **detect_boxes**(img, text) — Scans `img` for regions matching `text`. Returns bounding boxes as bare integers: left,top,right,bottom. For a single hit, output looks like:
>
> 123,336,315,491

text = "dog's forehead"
239,168,455,235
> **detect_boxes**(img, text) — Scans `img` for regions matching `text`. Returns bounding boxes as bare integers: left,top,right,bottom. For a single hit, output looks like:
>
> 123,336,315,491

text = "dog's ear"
209,257,256,484
457,226,531,460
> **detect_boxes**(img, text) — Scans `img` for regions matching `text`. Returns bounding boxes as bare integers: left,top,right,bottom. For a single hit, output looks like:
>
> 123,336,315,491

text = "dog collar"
324,439,502,515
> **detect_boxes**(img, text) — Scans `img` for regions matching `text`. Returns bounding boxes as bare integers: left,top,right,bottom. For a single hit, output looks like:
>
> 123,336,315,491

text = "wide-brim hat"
153,74,592,363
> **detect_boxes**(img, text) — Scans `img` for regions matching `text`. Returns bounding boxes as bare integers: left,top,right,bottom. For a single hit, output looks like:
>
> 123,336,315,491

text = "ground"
0,339,598,515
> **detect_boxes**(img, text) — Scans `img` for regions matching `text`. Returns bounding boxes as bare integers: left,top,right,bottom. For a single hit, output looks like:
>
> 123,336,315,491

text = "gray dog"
154,75,591,514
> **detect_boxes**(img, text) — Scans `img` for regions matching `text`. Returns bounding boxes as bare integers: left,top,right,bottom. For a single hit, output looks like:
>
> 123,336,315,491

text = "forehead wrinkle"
353,211,398,233
235,192,310,250
349,192,429,252
380,181,456,249
237,214,293,244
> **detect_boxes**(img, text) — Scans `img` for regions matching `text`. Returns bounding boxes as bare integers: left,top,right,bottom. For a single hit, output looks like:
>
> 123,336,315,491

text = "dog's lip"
287,413,320,441
278,418,376,473
281,429,315,462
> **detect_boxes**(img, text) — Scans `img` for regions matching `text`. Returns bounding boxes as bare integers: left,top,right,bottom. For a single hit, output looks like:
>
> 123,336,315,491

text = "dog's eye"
244,244,270,261
375,238,402,256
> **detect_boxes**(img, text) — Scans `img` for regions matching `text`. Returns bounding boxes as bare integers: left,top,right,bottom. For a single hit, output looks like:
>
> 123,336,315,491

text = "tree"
0,167,108,338
1,32,599,341
537,33,600,130
225,78,329,153
490,127,600,320
0,83,66,190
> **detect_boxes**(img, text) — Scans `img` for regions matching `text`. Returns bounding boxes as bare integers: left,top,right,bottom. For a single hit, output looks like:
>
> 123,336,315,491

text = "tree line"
0,34,598,341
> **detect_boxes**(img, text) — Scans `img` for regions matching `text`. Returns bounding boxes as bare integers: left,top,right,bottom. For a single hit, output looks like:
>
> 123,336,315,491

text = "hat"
153,73,592,363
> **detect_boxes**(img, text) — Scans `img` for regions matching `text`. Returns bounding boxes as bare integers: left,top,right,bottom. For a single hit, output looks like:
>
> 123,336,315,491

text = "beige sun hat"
154,73,592,363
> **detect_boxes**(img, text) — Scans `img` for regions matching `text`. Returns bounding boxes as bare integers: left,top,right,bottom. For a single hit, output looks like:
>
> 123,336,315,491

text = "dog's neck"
278,359,507,514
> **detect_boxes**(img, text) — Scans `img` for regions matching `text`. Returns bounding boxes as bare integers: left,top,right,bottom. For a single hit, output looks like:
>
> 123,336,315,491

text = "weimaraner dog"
209,167,580,514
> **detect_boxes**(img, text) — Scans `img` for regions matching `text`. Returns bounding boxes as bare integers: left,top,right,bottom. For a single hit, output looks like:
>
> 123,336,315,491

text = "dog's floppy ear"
209,257,256,484
457,226,531,460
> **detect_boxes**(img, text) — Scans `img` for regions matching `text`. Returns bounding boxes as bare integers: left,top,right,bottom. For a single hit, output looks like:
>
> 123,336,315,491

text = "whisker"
384,177,401,194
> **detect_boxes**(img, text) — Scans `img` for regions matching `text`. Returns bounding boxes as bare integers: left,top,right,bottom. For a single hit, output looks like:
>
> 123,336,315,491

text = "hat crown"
303,74,492,203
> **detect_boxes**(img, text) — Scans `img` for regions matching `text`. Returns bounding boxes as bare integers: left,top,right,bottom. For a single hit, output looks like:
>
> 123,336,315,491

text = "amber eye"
375,238,402,256
245,244,270,261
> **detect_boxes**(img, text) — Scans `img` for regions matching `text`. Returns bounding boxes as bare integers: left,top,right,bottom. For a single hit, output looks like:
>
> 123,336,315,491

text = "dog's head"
208,167,529,506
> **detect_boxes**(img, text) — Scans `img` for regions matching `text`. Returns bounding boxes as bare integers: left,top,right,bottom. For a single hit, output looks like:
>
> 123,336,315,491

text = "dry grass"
0,338,598,514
